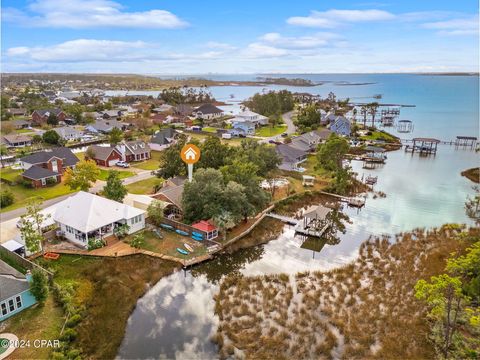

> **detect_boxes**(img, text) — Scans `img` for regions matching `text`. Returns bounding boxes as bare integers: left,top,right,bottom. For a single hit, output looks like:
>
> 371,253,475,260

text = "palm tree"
352,108,357,124
368,102,379,129
360,105,368,128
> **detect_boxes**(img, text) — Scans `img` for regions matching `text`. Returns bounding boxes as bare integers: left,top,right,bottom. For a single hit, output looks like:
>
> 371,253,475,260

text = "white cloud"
423,16,479,36
3,0,188,29
259,32,339,49
287,9,395,28
243,43,288,58
205,41,236,50
7,39,149,62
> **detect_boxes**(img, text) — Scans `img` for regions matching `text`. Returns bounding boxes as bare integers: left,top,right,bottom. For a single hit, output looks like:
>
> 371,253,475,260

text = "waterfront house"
152,176,186,219
233,110,269,126
31,109,66,126
53,191,145,249
193,104,224,120
86,145,122,167
290,129,332,152
231,120,255,136
0,261,37,322
116,140,151,162
2,134,33,148
192,220,219,240
149,128,178,151
275,144,308,172
53,126,84,141
321,111,338,126
19,147,79,188
329,116,351,136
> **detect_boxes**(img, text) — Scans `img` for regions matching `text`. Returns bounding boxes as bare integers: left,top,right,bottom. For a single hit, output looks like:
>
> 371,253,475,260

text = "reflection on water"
118,74,478,359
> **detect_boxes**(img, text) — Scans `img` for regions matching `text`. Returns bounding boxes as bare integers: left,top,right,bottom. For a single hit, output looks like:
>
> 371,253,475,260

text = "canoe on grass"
192,235,204,241
160,224,174,230
176,248,189,255
184,243,194,252
176,229,189,236
192,231,204,238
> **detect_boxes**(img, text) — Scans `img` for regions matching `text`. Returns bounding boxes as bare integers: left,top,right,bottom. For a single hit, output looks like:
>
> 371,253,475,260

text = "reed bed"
214,225,478,359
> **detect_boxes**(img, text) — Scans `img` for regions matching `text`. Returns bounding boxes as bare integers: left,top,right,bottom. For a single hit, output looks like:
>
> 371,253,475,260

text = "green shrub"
66,314,82,328
60,328,77,342
0,190,14,208
30,269,49,304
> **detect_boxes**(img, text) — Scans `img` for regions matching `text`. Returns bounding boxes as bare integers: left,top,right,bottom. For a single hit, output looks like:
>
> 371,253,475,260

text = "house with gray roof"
86,145,122,167
152,177,186,219
2,134,32,148
193,104,224,120
149,128,178,151
116,140,151,162
19,147,79,187
0,260,37,321
53,126,84,141
275,144,308,172
85,119,129,133
290,129,332,152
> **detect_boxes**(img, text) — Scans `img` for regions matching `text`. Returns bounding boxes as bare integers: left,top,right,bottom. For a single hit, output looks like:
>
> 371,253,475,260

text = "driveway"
258,110,297,144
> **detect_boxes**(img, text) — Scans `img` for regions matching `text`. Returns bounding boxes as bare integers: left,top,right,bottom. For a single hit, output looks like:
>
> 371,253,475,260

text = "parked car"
222,133,232,139
281,132,288,137
269,140,281,145
116,161,130,168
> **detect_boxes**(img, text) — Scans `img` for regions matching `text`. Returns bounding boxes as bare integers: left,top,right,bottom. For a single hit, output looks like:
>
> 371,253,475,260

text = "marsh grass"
214,225,478,359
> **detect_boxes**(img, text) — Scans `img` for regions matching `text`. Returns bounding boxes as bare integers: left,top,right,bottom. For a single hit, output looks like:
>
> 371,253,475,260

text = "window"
1,302,7,316
8,299,15,312
16,296,22,309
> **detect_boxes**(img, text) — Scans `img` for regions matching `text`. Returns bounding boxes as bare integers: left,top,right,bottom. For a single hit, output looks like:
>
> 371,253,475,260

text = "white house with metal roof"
52,192,145,248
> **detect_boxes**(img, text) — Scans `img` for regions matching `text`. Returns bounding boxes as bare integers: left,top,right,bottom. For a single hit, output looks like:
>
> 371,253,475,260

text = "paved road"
258,110,297,144
0,192,78,223
0,171,156,222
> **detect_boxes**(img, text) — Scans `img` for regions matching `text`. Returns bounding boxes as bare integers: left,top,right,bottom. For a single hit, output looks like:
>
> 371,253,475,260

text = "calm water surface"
116,75,479,359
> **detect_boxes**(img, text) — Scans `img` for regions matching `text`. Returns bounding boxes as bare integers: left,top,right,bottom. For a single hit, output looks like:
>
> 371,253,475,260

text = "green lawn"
125,177,163,194
97,169,135,181
15,128,34,134
132,151,161,171
0,181,76,213
255,124,287,137
0,167,22,183
360,130,398,143
202,127,218,133
127,230,207,260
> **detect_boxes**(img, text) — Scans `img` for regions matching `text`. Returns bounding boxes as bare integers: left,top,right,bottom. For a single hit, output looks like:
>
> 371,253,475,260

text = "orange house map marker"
181,144,201,181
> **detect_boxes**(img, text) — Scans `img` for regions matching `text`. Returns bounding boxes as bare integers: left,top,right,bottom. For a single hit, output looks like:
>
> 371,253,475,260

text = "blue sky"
1,0,478,73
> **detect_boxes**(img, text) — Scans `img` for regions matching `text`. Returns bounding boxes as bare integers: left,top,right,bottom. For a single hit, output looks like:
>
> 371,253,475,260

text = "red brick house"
86,145,122,167
31,109,67,126
116,141,151,162
19,147,79,188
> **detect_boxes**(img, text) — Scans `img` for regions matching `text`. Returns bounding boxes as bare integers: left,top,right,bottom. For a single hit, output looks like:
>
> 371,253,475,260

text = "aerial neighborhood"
1,73,476,360
0,78,402,261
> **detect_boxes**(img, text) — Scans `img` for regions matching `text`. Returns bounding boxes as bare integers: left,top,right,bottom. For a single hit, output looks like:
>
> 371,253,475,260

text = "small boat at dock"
160,224,174,230
176,229,189,236
184,243,194,252
176,248,189,255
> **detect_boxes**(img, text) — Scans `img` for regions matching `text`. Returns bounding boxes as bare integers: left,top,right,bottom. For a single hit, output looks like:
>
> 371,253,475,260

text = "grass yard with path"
131,150,162,171
125,177,163,194
187,132,248,147
255,124,288,137
127,229,207,260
